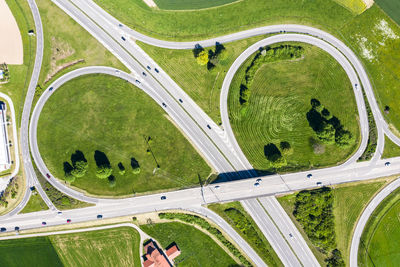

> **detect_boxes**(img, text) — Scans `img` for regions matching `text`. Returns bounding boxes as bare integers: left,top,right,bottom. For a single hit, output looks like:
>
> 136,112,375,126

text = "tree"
317,123,336,144
280,141,293,155
325,249,345,267
132,166,141,174
270,156,287,168
131,157,141,174
108,175,116,188
96,165,112,179
196,50,209,65
335,130,354,147
118,162,126,175
71,160,88,177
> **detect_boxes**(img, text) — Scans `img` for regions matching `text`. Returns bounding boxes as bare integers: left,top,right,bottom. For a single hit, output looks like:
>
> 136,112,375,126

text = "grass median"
37,74,211,196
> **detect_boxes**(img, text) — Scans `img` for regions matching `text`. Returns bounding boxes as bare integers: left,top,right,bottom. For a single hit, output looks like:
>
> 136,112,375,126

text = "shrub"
196,50,209,65
71,160,88,177
96,165,112,179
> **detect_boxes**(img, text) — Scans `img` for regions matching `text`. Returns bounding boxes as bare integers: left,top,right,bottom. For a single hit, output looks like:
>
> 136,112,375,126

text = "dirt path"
0,0,23,64
363,0,374,8
143,0,157,8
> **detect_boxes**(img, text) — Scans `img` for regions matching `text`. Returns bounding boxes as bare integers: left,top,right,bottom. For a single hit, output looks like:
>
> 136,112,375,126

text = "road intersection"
1,0,399,266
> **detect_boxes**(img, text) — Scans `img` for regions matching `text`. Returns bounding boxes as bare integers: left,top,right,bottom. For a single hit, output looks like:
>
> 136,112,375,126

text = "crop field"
154,0,238,10
359,187,400,266
333,0,366,14
0,227,141,267
141,222,237,266
37,74,211,196
375,0,400,25
228,44,359,172
278,180,389,264
138,36,265,122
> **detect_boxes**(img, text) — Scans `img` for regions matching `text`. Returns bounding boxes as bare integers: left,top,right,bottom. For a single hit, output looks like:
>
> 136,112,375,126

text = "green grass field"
141,222,238,266
358,187,400,266
228,44,359,172
137,36,265,122
382,136,400,159
375,0,400,25
20,192,49,213
0,227,141,267
154,0,237,10
278,180,388,264
37,74,211,196
208,202,282,266
37,0,126,88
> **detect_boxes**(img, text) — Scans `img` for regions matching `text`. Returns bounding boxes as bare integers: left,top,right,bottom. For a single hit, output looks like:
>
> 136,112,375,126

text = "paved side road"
349,178,400,267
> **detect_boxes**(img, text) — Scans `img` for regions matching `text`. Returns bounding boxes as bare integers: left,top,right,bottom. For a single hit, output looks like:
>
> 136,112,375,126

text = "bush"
96,165,112,179
325,249,345,267
71,160,88,177
196,50,209,65
159,212,251,266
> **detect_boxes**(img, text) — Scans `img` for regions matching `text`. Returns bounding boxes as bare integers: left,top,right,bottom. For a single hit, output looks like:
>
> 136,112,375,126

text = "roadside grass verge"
141,221,239,266
382,135,400,159
36,0,127,93
208,202,282,266
0,227,141,267
278,178,393,265
153,0,238,10
229,43,359,173
20,191,49,213
137,36,265,123
37,74,211,196
358,186,400,266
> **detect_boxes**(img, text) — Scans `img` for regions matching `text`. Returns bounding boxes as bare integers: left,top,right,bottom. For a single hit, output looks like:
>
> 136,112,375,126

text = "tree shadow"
130,157,140,169
264,143,282,162
71,150,86,165
328,116,342,130
215,42,225,55
63,162,73,176
306,108,324,132
118,162,125,171
192,44,204,58
94,150,110,168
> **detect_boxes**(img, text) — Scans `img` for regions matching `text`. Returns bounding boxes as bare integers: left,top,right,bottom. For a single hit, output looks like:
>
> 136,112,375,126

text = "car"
289,233,293,238
147,66,151,70
385,162,391,166
49,87,53,91
256,178,262,183
0,228,6,232
161,196,167,200
121,36,126,41
207,124,211,129
214,185,220,189
179,99,183,103
115,70,120,74
46,173,51,178
135,79,140,84
42,222,46,226
162,103,167,107
30,186,35,191
97,214,103,219
155,68,159,73
118,24,123,27
142,72,147,76
66,219,71,223
316,182,323,186
254,182,260,187
14,226,20,231
307,174,312,179
57,211,62,215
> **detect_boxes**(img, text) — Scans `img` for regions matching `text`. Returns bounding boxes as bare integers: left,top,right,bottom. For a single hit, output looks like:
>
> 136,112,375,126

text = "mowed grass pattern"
37,75,211,196
141,222,238,266
229,44,360,171
154,0,237,10
52,227,141,267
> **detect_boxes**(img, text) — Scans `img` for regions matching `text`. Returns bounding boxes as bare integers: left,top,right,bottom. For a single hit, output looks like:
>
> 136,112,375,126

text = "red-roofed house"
143,240,181,267
166,245,181,261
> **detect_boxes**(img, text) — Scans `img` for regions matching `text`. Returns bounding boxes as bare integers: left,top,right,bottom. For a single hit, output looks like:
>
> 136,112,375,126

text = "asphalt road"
3,0,400,266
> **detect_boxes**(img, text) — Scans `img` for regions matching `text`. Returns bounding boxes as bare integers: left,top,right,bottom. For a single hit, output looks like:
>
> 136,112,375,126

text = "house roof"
143,240,171,267
166,245,181,260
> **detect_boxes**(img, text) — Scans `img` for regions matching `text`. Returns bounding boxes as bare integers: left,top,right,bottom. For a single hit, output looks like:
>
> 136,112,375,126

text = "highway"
0,0,399,266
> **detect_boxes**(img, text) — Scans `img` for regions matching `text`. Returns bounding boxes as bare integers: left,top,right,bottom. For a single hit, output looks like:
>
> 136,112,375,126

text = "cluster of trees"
306,99,354,148
240,45,304,106
63,150,141,188
193,43,228,70
264,141,293,169
293,187,345,266
0,63,10,82
358,93,377,161
159,212,251,267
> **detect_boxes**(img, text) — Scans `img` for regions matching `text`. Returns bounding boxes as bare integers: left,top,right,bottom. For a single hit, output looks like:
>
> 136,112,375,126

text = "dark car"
49,87,53,91
97,215,103,219
307,174,312,179
14,226,20,231
147,66,151,70
161,196,167,200
42,222,46,226
121,36,126,41
385,162,391,166
0,228,6,232
207,124,211,129
135,80,140,84
179,99,183,103
118,24,123,27
142,72,147,76
162,103,167,108
155,68,159,73
66,219,71,223
46,173,51,178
